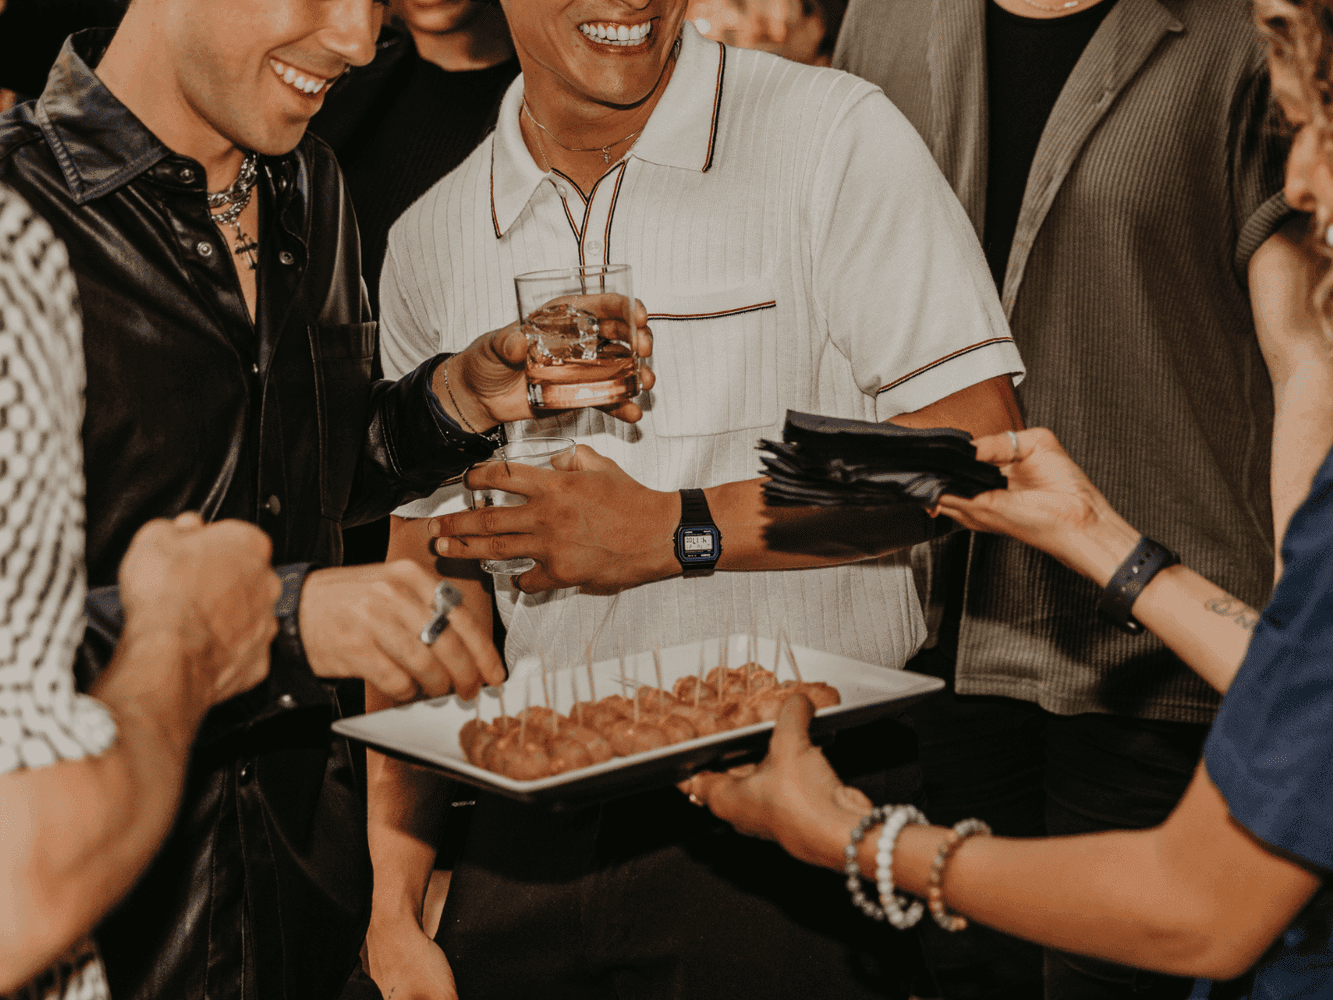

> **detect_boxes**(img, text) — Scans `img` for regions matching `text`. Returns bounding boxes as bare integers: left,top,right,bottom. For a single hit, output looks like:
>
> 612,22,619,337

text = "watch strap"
677,488,719,578
679,487,712,526
1096,536,1180,635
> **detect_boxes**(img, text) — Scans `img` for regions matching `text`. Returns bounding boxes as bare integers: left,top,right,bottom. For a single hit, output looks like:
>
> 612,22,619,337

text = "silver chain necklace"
207,152,260,271
1016,0,1084,10
522,101,644,165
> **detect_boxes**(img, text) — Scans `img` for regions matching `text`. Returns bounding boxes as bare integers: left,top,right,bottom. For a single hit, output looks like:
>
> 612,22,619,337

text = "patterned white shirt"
0,184,114,1000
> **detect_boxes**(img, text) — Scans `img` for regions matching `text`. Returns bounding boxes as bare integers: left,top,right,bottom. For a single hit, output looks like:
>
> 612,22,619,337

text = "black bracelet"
1096,536,1180,634
274,562,320,667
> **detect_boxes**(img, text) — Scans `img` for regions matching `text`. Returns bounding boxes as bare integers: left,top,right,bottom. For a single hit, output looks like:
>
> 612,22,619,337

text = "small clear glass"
467,436,576,575
515,264,640,409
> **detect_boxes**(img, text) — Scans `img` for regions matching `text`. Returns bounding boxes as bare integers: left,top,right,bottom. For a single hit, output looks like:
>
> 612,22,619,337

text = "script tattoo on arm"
1203,597,1260,631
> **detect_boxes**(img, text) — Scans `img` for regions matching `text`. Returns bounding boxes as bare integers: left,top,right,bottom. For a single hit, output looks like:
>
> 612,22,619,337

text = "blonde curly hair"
1256,0,1333,118
1255,0,1333,319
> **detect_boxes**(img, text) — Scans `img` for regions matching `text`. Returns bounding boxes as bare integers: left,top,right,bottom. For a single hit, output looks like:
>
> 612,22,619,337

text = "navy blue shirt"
1193,446,1333,997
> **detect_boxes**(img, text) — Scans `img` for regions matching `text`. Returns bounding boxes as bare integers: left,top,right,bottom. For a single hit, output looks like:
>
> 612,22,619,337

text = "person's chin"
575,60,672,109
241,118,314,158
244,86,329,154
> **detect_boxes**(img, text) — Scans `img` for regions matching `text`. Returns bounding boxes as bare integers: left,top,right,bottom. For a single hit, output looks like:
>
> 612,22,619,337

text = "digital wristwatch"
674,488,721,578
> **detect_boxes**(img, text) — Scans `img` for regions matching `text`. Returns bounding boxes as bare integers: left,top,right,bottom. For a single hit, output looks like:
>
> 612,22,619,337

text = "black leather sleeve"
342,353,503,526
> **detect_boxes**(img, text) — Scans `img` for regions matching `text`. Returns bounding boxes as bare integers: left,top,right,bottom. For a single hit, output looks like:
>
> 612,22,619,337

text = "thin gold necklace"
522,100,645,165
528,116,553,173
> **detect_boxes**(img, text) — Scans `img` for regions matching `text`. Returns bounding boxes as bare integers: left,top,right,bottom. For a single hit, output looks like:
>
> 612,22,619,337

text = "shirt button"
265,495,282,515
239,763,254,784
556,184,570,199
196,241,214,258
180,167,195,183
586,240,602,254
277,693,297,710
279,251,296,266
252,363,260,374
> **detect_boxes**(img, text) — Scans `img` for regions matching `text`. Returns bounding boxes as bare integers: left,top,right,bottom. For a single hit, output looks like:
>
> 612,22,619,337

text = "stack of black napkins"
760,411,1007,508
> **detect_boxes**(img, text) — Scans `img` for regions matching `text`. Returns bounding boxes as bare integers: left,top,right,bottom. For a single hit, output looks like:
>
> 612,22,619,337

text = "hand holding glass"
466,436,576,575
516,264,641,409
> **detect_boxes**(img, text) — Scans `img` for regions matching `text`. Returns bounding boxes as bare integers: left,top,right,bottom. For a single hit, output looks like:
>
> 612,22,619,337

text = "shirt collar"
489,20,726,238
630,21,726,173
36,29,173,205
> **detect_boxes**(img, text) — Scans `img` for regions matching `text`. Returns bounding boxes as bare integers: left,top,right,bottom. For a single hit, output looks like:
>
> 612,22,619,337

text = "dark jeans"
906,645,1210,1000
435,719,928,1000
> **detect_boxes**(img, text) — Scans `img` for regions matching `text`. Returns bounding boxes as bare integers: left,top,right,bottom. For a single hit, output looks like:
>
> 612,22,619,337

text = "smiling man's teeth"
579,21,652,45
269,59,330,96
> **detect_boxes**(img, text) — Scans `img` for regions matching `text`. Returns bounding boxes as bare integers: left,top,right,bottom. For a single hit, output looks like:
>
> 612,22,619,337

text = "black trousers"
906,645,1210,1000
435,720,927,1000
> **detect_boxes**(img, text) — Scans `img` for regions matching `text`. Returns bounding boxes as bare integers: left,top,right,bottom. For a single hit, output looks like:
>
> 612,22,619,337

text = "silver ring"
688,793,705,808
1006,430,1021,462
420,580,464,646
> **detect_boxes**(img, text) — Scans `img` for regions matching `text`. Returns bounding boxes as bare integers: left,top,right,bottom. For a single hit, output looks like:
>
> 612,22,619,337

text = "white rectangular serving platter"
332,634,943,808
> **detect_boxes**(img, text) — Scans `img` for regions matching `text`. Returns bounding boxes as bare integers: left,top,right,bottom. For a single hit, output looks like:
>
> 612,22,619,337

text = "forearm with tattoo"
1203,597,1260,631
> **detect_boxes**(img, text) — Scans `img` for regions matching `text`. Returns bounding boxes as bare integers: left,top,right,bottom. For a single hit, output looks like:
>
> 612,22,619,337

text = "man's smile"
577,18,655,47
268,58,336,96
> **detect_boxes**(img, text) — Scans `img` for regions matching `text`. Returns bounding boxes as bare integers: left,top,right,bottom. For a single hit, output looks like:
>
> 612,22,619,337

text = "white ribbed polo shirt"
381,21,1024,676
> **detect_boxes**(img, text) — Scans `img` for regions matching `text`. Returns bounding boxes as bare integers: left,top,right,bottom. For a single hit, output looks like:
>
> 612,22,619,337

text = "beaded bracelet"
845,806,894,921
927,817,991,932
875,805,928,929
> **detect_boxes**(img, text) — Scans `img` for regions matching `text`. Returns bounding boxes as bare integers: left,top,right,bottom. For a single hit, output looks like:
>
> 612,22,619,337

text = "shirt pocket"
307,321,377,519
642,281,778,439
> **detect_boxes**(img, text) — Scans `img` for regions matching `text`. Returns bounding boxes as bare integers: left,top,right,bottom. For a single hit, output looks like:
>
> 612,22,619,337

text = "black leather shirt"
0,30,494,1000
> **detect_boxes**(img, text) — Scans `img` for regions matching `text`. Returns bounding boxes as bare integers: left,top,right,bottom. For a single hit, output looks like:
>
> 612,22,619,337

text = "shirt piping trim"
564,199,585,257
550,168,589,207
876,337,1016,395
490,144,502,240
648,301,776,321
603,163,628,264
703,42,726,173
575,169,617,266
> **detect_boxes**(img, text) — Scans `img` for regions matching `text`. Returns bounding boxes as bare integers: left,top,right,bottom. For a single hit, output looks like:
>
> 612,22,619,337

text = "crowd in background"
1,2,1331,1000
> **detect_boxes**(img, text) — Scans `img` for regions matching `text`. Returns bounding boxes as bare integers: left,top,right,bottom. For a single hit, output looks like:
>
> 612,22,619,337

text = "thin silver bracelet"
876,805,928,929
441,356,482,435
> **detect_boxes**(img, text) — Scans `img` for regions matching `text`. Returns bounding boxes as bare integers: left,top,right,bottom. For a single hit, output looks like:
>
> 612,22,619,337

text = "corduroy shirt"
836,0,1292,722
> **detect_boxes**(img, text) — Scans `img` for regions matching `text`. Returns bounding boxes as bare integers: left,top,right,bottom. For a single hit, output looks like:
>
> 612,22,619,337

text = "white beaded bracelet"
875,804,928,929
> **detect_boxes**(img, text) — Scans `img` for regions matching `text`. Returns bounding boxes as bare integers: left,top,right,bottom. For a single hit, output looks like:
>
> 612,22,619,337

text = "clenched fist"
118,512,280,707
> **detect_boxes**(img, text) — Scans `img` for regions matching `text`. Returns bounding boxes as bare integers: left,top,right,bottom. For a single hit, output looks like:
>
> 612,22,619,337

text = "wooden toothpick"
786,632,803,683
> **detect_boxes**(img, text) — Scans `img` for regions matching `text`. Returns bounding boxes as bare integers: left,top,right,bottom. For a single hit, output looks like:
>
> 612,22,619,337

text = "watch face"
677,526,720,562
683,534,713,553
